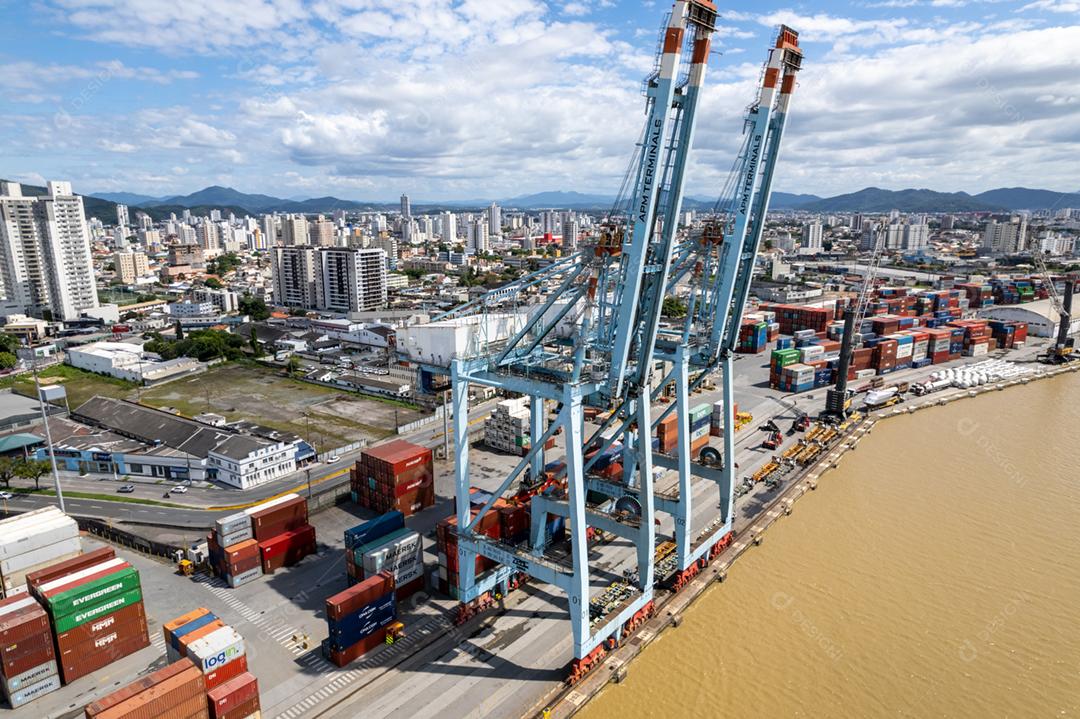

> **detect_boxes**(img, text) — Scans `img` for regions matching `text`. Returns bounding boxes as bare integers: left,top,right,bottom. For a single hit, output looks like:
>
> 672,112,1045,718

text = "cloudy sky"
2,0,1078,201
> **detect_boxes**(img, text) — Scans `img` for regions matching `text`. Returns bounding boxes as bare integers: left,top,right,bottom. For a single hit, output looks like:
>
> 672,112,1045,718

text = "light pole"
32,361,65,513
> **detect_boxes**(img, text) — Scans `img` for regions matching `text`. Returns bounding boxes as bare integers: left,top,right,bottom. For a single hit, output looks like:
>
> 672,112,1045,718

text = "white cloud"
1019,0,1080,11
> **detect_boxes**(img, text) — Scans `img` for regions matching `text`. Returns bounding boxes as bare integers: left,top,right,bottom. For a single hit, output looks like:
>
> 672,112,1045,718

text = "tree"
238,294,270,321
16,459,51,491
203,277,224,289
0,457,17,489
249,326,263,358
0,333,19,353
286,355,301,376
175,321,184,341
0,352,16,370
662,296,688,319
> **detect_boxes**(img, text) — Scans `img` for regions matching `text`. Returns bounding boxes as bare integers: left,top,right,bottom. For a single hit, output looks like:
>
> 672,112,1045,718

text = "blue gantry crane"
400,4,802,682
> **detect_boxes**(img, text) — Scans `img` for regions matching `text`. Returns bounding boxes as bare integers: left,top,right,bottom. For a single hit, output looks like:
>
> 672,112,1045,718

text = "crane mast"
402,5,803,676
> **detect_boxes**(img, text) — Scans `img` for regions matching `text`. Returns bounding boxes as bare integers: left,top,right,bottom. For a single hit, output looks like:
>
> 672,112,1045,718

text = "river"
582,373,1080,718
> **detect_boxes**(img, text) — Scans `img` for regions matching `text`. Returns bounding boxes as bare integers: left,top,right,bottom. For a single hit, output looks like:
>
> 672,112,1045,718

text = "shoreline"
530,361,1080,719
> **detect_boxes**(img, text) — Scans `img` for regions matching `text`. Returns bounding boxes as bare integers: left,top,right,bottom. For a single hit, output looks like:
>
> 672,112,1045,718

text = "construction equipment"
1034,261,1075,363
403,4,802,677
762,429,783,450
177,559,194,577
790,413,810,433
384,622,405,645
826,224,887,419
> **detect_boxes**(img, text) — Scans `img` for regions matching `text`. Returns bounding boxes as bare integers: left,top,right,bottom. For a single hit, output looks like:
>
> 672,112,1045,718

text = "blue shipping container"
328,594,396,645
345,512,405,551
171,612,219,652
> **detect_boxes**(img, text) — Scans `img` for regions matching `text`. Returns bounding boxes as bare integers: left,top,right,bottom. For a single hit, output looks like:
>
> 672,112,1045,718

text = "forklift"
760,420,783,451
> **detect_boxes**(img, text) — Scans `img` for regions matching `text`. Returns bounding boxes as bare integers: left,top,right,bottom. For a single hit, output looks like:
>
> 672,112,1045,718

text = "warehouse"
977,297,1080,338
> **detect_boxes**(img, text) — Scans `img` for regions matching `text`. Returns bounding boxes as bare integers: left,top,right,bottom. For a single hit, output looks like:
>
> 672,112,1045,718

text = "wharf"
530,361,1080,719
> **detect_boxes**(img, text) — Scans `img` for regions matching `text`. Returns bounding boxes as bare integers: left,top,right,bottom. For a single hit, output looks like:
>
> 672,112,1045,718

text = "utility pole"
32,361,65,513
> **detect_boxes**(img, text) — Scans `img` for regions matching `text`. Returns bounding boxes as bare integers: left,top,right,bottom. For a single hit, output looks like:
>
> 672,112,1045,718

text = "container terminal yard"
2,2,1079,719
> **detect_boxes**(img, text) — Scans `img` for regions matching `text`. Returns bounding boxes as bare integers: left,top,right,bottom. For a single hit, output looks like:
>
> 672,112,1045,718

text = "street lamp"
32,362,65,513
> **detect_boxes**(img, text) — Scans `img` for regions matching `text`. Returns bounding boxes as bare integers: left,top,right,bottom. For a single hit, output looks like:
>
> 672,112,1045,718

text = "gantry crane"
400,3,802,679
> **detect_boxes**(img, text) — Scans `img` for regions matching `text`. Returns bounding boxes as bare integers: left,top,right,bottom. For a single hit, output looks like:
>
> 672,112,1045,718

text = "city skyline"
2,1,1078,201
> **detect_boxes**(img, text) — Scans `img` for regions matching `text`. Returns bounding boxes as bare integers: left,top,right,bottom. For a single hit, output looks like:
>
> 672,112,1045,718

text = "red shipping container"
249,496,308,542
204,653,248,691
60,626,149,684
227,554,262,576
222,540,259,563
219,698,260,719
2,635,54,677
25,547,116,591
0,603,49,646
88,662,206,719
326,572,394,622
55,600,146,649
84,657,200,717
360,440,432,476
326,627,387,667
207,671,259,719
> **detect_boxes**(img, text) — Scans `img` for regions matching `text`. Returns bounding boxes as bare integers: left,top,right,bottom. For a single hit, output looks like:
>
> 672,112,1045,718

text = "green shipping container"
53,587,143,633
690,404,711,421
47,567,141,620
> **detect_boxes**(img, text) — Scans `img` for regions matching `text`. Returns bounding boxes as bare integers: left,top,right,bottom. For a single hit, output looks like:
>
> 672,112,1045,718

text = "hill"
972,187,1080,211
796,187,1003,213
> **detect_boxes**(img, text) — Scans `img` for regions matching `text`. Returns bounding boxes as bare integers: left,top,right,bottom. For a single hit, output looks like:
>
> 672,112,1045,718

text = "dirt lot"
136,364,427,450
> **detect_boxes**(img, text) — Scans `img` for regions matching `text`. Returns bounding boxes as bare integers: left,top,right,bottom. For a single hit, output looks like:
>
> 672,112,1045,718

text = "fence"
396,403,452,434
317,440,366,461
78,517,186,559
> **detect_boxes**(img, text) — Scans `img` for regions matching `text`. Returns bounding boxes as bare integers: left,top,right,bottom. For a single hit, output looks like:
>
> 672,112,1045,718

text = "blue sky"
1,0,1078,201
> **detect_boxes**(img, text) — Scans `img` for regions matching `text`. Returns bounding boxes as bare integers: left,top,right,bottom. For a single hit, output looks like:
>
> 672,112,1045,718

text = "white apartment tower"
0,181,99,321
270,246,319,308
488,203,501,236
116,203,129,229
801,221,823,252
317,247,387,313
400,194,411,219
282,215,309,246
440,212,457,242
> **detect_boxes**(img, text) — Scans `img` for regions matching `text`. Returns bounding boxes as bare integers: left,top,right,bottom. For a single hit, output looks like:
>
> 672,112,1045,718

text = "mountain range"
15,182,1079,222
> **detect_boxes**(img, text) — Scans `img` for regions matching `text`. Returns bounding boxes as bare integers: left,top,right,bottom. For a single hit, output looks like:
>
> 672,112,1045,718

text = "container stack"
323,572,397,667
0,594,59,709
709,401,739,437
163,610,250,691
758,302,833,335
243,494,316,576
207,671,260,719
735,318,768,354
208,513,262,588
687,404,710,457
29,554,149,684
83,657,208,719
0,507,81,598
352,440,435,517
344,514,425,601
436,511,499,598
769,348,800,389
655,413,678,454
483,398,530,455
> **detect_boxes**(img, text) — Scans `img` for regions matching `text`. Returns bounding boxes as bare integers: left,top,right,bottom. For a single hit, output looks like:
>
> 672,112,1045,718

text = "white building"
193,286,239,313
208,436,297,490
271,245,319,308
168,300,216,317
114,251,150,283
981,217,1027,254
317,247,387,312
66,341,201,384
800,221,823,253
488,203,501,236
282,215,309,246
400,194,411,219
440,212,457,241
0,181,99,321
468,220,489,254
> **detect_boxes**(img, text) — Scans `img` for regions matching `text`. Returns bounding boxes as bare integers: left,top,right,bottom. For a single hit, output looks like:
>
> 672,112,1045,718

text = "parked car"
325,455,340,464
0,491,13,501
170,485,188,494
117,484,136,493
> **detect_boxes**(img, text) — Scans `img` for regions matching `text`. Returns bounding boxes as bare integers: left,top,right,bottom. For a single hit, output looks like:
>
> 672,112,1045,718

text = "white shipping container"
219,528,254,549
243,493,302,517
186,626,245,672
227,567,262,588
895,343,914,359
36,558,126,595
0,595,38,619
0,537,82,577
361,531,422,584
1,659,57,695
3,674,61,709
215,513,250,536
0,516,79,562
0,507,62,530
2,548,82,596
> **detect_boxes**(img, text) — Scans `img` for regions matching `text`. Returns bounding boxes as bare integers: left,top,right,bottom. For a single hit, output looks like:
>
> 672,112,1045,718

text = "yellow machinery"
752,460,780,483
177,559,194,577
385,622,406,644
734,412,753,431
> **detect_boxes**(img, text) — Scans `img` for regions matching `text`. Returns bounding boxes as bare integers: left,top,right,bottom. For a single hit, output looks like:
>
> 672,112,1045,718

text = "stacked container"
687,404,710,456
483,398,530,455
83,657,208,719
207,514,262,588
243,494,316,576
323,572,397,667
0,594,59,708
735,318,768,354
709,401,739,437
163,610,250,691
348,527,424,602
655,414,678,454
206,671,260,719
352,441,435,517
758,302,833,335
436,511,499,598
30,556,149,684
769,347,800,389
0,507,81,598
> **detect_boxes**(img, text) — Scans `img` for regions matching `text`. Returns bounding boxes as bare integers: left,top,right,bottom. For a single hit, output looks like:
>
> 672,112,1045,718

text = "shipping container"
87,660,207,719
59,622,150,684
3,673,60,708
185,626,245,672
344,512,405,551
325,572,394,622
207,672,259,719
54,587,143,634
204,653,248,691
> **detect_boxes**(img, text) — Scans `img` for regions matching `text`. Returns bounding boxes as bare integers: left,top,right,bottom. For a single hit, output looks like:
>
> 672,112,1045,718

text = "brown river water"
582,373,1080,718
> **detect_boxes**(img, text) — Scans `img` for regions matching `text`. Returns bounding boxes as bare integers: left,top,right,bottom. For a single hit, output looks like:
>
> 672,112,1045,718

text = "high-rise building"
981,217,1027,254
197,221,220,251
0,181,99,320
270,246,318,308
282,215,309,246
801,221,823,252
261,215,278,247
370,236,399,269
113,251,149,283
440,212,457,242
116,203,129,229
400,194,411,219
562,217,579,251
210,209,222,222
488,203,501,236
903,220,929,251
316,247,387,312
136,212,152,231
468,220,489,255
541,211,558,235
309,217,335,247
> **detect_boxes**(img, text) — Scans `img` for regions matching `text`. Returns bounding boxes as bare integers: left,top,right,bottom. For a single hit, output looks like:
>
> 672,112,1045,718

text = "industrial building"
65,341,203,385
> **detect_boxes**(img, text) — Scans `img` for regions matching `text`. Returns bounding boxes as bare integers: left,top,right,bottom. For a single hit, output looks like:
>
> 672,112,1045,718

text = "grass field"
136,364,425,451
11,364,136,408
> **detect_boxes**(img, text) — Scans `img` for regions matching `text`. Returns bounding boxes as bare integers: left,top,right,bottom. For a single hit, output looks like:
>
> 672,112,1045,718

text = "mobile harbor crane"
400,3,801,682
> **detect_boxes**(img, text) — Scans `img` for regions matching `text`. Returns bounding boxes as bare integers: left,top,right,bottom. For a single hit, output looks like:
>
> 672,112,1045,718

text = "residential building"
271,245,318,308
488,203,501,236
801,221,823,252
317,247,387,313
113,251,149,283
400,194,411,219
309,216,335,247
167,300,216,317
116,203,129,229
282,215,309,246
0,180,98,320
982,217,1028,254
193,286,239,313
440,212,457,241
197,220,220,251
